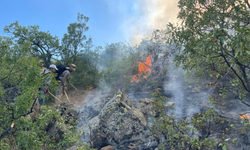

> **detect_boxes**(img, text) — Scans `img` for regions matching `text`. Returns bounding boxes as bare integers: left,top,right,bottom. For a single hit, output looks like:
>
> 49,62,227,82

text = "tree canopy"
168,0,250,100
4,22,61,67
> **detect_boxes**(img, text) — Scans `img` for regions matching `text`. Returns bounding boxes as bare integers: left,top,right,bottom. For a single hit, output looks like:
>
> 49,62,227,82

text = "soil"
57,88,110,109
56,88,87,108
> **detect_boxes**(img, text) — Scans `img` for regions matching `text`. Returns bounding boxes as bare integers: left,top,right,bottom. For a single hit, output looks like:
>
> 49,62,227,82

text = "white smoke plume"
122,0,179,45
164,55,210,119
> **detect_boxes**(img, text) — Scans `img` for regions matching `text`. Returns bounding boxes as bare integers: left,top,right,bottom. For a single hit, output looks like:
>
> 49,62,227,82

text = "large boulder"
80,91,157,150
57,103,79,125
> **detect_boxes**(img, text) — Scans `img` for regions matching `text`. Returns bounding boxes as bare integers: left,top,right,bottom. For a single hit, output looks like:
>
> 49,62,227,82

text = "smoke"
122,0,179,45
164,54,185,119
164,55,210,119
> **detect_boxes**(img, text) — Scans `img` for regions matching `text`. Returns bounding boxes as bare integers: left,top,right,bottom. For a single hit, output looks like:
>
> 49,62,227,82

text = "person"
38,64,58,105
39,59,47,74
56,64,76,99
44,64,58,87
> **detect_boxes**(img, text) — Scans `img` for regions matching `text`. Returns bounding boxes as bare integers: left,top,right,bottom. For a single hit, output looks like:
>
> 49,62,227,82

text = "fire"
86,86,93,90
240,114,250,119
240,114,250,122
173,75,178,77
131,55,152,82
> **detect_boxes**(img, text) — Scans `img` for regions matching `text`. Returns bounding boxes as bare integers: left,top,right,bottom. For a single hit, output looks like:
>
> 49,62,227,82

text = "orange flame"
240,114,250,120
86,86,93,90
174,75,178,77
131,55,152,82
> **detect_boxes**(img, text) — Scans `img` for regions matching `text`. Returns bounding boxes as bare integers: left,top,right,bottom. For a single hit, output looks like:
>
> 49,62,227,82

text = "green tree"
99,42,139,90
149,89,216,149
0,36,79,149
4,21,61,67
0,35,42,140
61,13,90,64
168,0,250,101
70,45,102,88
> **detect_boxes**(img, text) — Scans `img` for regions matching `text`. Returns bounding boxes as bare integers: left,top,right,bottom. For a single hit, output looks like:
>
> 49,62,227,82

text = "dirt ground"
53,88,89,108
55,88,110,109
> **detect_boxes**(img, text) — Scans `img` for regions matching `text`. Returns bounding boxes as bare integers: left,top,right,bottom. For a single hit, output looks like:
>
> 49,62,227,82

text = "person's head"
39,60,44,68
48,64,58,72
69,64,76,72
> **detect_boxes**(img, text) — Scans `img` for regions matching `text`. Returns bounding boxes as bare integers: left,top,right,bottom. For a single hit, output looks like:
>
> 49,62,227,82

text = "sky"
0,0,179,47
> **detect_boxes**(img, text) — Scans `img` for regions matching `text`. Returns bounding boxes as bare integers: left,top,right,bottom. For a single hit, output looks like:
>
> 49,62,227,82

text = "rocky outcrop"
77,88,250,150
46,103,79,143
78,91,157,150
57,103,79,124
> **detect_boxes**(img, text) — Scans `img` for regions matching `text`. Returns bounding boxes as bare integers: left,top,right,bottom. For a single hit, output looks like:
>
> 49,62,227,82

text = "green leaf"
225,138,230,142
223,145,227,150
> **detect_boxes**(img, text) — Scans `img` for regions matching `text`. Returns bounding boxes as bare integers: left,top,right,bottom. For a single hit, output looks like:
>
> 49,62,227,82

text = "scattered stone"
165,102,174,107
139,98,152,104
100,145,115,150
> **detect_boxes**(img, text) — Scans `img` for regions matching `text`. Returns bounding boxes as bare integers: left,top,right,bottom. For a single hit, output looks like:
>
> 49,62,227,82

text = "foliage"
99,42,139,91
69,44,102,89
0,35,79,149
4,21,61,67
59,13,101,89
0,36,39,134
77,144,96,150
0,106,79,150
150,89,219,149
0,11,103,150
61,13,91,64
167,0,250,100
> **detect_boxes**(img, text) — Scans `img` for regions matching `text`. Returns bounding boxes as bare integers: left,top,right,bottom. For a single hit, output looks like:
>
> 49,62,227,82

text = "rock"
46,121,65,142
57,103,78,124
136,98,153,117
139,98,152,104
78,105,100,127
127,143,137,150
100,145,115,150
46,103,78,143
120,100,147,126
81,91,157,150
165,102,174,107
90,134,108,150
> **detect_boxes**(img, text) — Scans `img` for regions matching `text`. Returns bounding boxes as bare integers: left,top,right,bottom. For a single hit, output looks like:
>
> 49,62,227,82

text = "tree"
99,42,139,90
61,13,90,64
168,0,250,101
0,35,41,141
149,90,216,149
0,35,79,150
4,21,61,67
70,45,102,88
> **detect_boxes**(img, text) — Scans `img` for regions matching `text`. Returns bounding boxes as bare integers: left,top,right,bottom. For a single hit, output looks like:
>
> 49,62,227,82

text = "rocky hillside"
67,85,249,150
